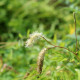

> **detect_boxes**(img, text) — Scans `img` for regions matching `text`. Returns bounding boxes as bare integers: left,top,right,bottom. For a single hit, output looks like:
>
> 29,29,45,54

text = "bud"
37,48,47,74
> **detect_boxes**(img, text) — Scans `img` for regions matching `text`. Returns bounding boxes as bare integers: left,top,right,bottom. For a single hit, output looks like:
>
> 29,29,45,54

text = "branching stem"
41,36,76,55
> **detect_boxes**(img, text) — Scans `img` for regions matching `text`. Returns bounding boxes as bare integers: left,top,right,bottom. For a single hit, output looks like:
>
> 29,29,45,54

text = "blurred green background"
0,0,80,80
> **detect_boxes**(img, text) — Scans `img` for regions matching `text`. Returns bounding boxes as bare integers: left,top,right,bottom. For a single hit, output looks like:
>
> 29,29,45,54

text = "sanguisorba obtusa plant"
25,30,78,74
25,13,79,74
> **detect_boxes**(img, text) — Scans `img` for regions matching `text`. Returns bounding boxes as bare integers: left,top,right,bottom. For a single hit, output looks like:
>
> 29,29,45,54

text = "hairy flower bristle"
37,48,47,74
25,32,42,47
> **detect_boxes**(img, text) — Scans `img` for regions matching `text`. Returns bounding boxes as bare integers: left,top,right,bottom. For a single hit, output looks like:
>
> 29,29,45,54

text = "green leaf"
75,69,80,80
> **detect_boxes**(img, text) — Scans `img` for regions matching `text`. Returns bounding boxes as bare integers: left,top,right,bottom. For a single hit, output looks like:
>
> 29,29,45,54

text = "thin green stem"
73,12,78,54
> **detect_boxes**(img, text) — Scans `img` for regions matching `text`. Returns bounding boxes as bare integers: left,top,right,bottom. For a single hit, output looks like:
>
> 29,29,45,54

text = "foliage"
0,0,80,80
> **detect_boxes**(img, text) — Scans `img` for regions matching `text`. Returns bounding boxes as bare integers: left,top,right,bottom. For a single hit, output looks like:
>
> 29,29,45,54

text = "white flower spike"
25,32,42,47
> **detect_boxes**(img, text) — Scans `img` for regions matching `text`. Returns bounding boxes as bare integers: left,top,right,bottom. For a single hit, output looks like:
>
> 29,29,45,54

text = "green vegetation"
0,0,80,80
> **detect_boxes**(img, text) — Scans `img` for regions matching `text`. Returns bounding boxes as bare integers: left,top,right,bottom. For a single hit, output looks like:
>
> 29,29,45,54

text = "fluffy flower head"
25,32,42,47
